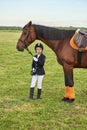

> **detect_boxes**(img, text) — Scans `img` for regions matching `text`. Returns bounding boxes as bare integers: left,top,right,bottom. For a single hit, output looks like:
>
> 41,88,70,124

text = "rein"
25,47,33,57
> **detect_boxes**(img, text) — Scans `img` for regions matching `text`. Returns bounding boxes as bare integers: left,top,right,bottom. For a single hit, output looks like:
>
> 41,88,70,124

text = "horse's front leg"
62,63,75,103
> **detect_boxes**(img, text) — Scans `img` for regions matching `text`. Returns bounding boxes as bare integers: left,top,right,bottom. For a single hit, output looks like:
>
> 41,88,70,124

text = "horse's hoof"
62,98,75,103
62,97,69,102
67,99,75,103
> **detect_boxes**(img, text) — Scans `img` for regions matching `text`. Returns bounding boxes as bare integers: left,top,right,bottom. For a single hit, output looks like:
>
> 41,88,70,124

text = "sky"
0,0,87,27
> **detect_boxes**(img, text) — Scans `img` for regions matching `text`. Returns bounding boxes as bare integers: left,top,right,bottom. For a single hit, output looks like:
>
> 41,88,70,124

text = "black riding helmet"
35,43,43,50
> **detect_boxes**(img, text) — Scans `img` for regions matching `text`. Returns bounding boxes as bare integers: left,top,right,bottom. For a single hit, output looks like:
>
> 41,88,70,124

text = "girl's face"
36,47,43,54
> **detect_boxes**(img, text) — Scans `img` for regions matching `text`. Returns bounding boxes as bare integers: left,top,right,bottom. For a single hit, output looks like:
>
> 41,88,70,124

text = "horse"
16,21,87,103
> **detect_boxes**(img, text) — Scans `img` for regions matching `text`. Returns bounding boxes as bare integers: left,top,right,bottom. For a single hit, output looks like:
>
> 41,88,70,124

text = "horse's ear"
28,21,32,26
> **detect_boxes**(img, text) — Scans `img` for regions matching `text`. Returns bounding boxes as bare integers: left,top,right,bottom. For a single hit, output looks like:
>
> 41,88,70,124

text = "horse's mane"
33,24,75,40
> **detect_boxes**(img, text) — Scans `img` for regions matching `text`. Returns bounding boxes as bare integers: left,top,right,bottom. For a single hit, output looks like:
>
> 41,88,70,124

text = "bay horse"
16,21,87,103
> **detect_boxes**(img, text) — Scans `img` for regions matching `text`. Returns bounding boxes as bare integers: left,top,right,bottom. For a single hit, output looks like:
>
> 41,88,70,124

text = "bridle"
18,28,33,48
18,27,34,56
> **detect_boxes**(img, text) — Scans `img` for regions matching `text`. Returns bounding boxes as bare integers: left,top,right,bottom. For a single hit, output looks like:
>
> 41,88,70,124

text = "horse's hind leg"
62,63,75,103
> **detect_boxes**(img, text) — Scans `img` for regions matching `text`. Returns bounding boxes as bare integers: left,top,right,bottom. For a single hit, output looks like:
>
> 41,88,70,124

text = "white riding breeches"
30,75,44,89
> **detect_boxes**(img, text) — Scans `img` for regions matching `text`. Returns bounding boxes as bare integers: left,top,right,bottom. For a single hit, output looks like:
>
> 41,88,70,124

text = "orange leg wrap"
64,86,70,98
64,86,75,99
69,87,75,99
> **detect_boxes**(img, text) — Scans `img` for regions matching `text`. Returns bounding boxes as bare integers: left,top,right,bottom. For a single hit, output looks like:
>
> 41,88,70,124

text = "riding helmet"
35,43,43,50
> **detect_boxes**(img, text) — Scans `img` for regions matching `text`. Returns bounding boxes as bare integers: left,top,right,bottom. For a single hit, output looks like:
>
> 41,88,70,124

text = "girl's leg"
37,75,44,99
30,75,37,88
29,75,37,99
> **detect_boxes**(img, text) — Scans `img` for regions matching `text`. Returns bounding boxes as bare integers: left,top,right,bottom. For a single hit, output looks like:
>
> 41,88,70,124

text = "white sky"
0,0,87,27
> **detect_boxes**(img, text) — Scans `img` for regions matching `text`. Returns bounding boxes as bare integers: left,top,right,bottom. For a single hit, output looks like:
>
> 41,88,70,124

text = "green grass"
0,30,87,130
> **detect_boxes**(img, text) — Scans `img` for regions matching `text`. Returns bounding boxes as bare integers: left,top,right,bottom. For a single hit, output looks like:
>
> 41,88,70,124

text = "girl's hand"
33,57,38,62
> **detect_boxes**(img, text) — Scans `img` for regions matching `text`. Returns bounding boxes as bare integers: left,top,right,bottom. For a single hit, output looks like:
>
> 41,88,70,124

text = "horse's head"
16,21,36,51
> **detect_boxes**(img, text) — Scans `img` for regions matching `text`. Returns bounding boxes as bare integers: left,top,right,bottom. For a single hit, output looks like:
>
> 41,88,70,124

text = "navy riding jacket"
32,54,46,75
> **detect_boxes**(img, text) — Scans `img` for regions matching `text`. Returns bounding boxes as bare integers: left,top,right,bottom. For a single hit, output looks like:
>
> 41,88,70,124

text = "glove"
33,57,38,62
32,68,36,72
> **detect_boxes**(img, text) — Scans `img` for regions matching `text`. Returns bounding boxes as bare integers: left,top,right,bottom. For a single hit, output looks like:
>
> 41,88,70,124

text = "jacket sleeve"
32,55,37,68
37,55,46,66
32,60,34,68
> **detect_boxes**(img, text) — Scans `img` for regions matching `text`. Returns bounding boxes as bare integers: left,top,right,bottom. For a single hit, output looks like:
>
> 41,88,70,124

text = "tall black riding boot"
29,88,34,99
37,89,42,99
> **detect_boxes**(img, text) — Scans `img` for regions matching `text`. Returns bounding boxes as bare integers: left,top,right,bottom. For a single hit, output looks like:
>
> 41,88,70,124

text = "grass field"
0,30,87,130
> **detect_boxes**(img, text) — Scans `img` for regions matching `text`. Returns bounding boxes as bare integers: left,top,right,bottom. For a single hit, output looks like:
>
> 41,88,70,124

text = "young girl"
29,43,46,99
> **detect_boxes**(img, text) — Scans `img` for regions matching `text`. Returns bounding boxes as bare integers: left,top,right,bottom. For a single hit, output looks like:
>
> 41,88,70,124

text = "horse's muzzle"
16,45,24,51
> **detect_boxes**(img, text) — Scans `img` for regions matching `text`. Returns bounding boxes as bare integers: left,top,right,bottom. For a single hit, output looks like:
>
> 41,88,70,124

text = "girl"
29,43,46,99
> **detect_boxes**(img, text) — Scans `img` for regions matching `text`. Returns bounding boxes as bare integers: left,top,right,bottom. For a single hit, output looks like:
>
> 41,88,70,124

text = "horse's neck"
34,24,75,54
34,25,60,53
37,37,60,53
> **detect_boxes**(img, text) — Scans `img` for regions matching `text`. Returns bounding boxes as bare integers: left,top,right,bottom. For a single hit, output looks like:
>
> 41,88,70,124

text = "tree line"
0,26,87,30
0,26,22,30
